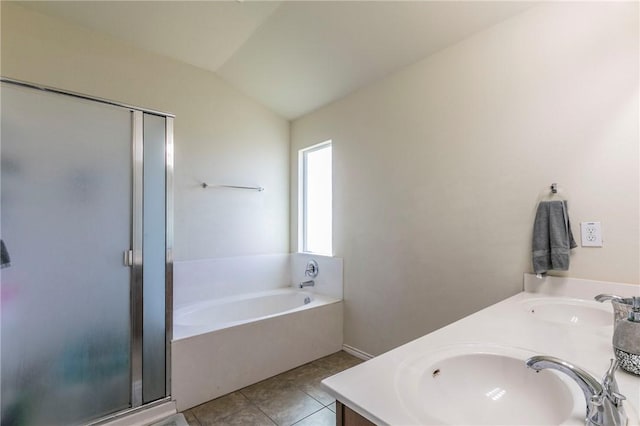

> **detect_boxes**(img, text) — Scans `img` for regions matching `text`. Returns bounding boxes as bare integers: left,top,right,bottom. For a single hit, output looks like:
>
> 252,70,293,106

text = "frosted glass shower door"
1,83,132,425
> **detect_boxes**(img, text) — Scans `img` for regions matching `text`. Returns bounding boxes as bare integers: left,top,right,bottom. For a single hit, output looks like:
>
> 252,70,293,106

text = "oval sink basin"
395,345,583,425
522,298,612,327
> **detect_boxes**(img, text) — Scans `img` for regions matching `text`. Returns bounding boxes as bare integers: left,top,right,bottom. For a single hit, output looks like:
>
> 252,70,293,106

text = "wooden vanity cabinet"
336,401,377,426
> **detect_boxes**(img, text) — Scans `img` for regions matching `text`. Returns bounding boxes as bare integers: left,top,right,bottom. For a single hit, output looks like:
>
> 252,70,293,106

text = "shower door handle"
123,249,134,267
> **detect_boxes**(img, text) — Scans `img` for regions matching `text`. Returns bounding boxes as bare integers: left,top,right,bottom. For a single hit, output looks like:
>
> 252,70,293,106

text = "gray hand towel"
532,200,577,275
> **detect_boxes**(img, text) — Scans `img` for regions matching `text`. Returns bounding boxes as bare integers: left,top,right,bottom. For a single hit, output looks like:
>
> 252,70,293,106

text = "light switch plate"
581,222,602,247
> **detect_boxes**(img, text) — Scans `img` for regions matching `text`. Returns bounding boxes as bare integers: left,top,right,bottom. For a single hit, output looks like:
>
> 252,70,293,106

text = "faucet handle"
587,395,604,425
589,394,604,407
304,260,319,278
602,359,625,405
611,392,626,405
602,359,619,387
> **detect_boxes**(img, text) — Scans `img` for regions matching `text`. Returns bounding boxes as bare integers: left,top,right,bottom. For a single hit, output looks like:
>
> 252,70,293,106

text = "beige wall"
291,2,639,355
1,2,290,261
4,2,639,357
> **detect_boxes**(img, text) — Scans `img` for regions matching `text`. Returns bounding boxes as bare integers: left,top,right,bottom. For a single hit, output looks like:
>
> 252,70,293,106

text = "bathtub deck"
181,351,363,426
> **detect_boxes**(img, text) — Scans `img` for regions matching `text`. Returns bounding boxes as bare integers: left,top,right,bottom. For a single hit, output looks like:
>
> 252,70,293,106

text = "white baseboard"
342,344,374,360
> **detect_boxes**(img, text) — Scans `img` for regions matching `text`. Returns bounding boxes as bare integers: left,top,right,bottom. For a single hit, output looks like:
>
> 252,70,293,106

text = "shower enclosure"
0,79,173,425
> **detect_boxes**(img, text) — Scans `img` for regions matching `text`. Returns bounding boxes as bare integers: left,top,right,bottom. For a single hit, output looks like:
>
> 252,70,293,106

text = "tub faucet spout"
526,356,626,426
299,280,315,288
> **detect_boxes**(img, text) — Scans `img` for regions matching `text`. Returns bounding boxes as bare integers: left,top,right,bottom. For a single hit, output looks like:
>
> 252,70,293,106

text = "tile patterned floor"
181,351,363,426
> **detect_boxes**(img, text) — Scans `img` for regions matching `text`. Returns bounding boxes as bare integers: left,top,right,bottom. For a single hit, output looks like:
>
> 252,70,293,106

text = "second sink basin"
521,298,612,327
395,344,584,425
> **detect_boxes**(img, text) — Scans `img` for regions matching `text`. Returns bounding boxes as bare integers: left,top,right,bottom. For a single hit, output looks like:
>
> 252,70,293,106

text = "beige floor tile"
190,392,251,425
300,381,335,406
292,408,336,426
311,351,363,375
285,363,336,406
210,405,276,426
252,388,324,426
280,362,330,385
185,352,361,426
182,410,201,426
240,374,298,404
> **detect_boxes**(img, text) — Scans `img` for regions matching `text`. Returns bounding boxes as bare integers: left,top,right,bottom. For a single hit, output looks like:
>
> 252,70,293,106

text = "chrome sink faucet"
526,356,626,426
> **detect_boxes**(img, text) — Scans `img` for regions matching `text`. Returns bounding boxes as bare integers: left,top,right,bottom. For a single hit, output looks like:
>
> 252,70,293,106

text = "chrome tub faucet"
299,280,315,288
526,356,626,426
305,259,319,278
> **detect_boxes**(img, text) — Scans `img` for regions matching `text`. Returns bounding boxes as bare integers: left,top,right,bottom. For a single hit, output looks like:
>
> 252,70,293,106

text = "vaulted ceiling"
22,1,533,119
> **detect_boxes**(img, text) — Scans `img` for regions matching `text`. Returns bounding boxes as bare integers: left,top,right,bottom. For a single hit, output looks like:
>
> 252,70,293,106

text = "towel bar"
201,183,264,192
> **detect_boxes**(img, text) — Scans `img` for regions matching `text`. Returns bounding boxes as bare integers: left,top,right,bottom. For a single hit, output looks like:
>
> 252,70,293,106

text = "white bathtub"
171,287,343,411
173,288,335,340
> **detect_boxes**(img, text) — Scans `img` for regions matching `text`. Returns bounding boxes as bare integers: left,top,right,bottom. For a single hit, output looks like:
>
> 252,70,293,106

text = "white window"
299,141,332,255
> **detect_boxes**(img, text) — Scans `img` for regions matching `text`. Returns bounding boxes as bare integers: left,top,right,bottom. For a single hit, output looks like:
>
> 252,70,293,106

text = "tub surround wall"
291,2,639,356
291,253,344,300
173,253,343,307
174,254,290,308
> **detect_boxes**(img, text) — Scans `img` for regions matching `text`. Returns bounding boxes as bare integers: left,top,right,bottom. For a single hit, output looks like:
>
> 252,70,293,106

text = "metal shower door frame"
0,77,175,423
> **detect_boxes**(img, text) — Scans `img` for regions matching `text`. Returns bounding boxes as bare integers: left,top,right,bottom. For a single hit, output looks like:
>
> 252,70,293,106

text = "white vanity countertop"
322,274,640,425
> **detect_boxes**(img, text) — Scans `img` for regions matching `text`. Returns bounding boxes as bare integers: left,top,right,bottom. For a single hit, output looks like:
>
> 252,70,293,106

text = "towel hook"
551,183,558,194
